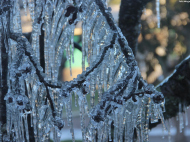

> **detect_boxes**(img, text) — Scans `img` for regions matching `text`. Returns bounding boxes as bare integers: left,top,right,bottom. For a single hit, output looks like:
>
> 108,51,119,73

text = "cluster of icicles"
0,0,186,142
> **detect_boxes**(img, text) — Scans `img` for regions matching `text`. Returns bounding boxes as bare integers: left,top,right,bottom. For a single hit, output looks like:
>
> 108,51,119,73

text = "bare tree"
0,0,189,142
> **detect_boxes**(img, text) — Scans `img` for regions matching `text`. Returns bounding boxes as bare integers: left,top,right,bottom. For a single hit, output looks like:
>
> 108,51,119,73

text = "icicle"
71,26,75,64
119,109,125,142
32,23,41,63
143,8,146,15
28,0,35,22
24,114,29,142
20,114,25,142
158,107,167,131
66,44,72,76
143,98,151,142
183,102,188,126
113,110,119,142
82,21,86,71
108,118,112,141
108,66,114,89
156,0,160,28
97,127,103,142
78,98,85,141
162,125,165,139
65,96,75,142
125,113,134,142
22,0,28,16
74,92,78,107
167,119,171,142
104,121,109,142
50,1,65,39
179,103,184,132
97,72,102,102
185,107,188,126
104,66,108,92
90,73,96,108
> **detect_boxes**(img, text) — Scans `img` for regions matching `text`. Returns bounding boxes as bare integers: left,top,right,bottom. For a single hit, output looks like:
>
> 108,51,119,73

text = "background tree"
0,0,189,142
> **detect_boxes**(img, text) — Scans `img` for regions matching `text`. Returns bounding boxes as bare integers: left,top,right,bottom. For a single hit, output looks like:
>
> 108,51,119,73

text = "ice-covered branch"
75,2,165,140
90,72,164,123
61,33,117,95
159,55,190,118
149,56,190,129
1,0,167,141
9,33,64,130
118,0,190,130
9,33,61,89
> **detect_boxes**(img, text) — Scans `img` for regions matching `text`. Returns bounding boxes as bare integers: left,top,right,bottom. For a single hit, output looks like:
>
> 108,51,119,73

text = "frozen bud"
18,63,31,74
24,103,32,111
4,92,15,105
144,84,155,94
60,85,71,102
153,92,164,104
7,96,14,103
53,116,65,130
16,95,29,110
92,110,104,123
81,80,90,94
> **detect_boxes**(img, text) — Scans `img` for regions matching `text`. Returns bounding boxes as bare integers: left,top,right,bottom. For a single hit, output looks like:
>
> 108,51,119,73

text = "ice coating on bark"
0,0,168,142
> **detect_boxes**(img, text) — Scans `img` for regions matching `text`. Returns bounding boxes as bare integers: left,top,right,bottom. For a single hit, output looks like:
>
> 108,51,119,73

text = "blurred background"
19,0,190,141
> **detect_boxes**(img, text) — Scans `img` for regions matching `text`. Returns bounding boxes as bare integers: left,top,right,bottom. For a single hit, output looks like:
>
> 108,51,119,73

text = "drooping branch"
159,56,190,119
149,56,190,129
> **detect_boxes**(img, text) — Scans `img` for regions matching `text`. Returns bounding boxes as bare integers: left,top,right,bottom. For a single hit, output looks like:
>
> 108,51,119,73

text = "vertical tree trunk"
0,0,10,140
0,29,8,142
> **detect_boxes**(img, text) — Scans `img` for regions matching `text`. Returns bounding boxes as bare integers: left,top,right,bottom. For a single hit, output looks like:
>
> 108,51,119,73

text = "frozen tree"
0,0,190,142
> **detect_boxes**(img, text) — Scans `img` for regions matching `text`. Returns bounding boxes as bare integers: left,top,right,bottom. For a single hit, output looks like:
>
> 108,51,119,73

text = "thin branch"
62,33,117,95
91,70,138,122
